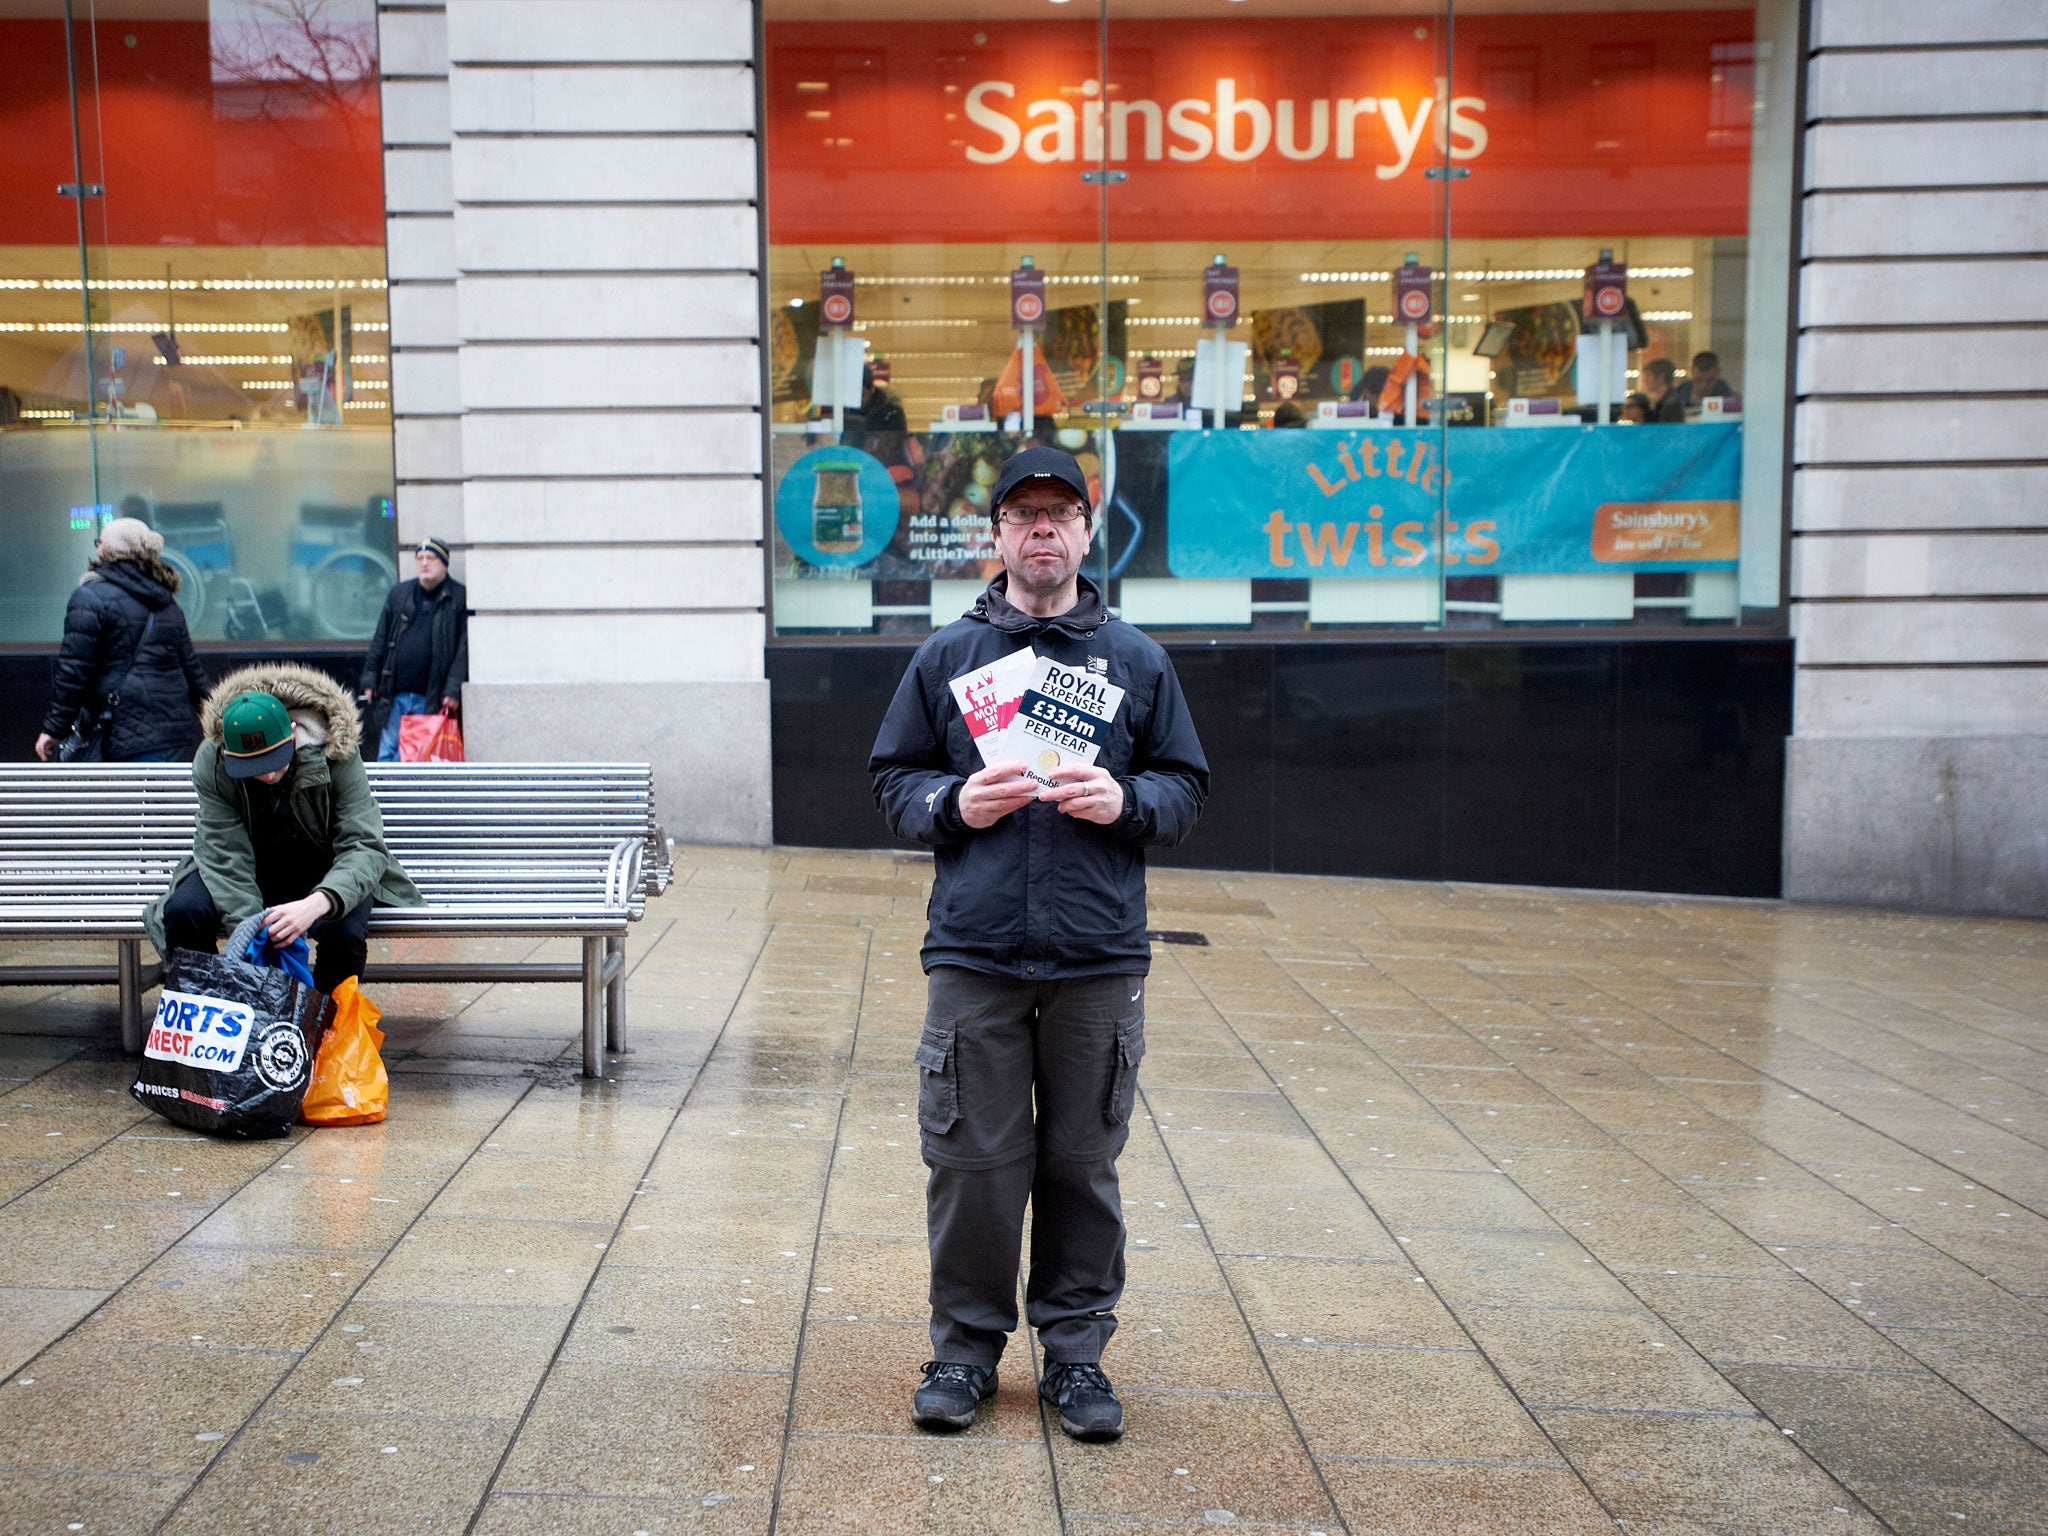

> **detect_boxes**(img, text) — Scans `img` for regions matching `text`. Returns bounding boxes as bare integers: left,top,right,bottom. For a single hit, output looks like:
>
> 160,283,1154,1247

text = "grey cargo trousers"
916,965,1147,1368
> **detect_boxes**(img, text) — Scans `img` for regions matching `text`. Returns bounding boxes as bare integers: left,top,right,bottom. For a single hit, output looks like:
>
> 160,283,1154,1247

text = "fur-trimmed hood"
199,662,361,762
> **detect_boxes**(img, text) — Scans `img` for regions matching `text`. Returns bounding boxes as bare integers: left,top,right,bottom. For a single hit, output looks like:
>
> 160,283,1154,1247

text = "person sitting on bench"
146,664,423,995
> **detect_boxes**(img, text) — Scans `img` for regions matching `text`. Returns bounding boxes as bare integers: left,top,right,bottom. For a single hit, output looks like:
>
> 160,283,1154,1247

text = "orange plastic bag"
301,978,388,1126
1376,351,1434,415
991,345,1068,419
398,711,464,763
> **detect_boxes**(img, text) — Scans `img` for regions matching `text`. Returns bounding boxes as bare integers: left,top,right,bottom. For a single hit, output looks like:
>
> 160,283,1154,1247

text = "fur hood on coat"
199,662,361,762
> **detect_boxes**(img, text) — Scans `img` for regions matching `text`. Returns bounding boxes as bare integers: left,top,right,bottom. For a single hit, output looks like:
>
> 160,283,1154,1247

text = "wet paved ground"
2,846,2046,1535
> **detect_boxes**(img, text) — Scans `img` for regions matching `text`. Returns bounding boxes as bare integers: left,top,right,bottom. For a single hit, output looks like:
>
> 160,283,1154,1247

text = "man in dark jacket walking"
870,445,1208,1443
360,537,467,760
34,517,210,762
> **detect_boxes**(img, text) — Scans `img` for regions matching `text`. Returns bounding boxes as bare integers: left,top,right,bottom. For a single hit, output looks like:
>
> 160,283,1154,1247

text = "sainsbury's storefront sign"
961,80,1486,179
766,13,1753,246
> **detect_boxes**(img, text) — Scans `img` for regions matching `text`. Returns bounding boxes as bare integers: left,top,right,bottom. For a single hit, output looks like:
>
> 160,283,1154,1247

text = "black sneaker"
1040,1360,1124,1441
912,1360,997,1432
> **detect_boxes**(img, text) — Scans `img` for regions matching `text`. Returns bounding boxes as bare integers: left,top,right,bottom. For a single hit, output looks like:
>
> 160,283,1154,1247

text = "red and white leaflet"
948,647,1036,766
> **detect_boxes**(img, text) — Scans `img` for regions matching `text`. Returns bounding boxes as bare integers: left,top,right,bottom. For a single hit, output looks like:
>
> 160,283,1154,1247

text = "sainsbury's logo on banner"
962,79,1486,178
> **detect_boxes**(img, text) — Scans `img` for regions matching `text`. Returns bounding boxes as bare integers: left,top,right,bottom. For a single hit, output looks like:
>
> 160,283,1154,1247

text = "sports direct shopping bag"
398,711,464,763
301,978,388,1126
132,916,330,1138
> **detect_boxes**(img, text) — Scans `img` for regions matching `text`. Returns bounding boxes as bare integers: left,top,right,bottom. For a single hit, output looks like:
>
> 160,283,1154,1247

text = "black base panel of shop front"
0,649,362,763
769,638,1793,900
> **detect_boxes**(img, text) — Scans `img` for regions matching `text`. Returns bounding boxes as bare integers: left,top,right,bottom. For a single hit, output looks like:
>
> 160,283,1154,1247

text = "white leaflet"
1000,655,1127,788
948,647,1037,767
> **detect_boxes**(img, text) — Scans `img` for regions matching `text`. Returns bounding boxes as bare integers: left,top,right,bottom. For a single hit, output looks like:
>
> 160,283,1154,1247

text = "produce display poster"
947,647,1037,767
1003,656,1126,790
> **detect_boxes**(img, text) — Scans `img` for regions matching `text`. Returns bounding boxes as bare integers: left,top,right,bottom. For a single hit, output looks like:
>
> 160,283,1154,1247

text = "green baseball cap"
219,692,295,779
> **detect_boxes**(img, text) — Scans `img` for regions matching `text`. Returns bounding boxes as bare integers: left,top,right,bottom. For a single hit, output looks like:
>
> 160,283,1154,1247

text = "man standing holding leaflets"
870,445,1209,1443
361,537,467,761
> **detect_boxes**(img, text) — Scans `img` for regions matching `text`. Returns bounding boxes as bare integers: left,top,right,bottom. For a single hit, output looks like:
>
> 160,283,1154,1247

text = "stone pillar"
378,0,770,844
1784,1,2048,914
379,3,463,560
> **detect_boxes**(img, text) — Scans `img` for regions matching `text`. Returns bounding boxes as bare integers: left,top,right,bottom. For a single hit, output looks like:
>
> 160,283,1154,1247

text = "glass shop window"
761,0,1795,638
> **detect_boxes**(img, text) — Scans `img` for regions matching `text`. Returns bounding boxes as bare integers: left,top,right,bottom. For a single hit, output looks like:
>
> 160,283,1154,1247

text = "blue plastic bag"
242,918,316,989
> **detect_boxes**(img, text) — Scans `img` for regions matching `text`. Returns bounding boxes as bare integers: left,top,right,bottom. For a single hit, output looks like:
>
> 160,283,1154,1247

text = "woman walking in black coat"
33,517,212,763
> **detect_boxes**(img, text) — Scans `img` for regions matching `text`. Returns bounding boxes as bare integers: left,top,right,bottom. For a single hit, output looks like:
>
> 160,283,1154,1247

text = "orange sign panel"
1592,501,1740,563
766,12,1756,246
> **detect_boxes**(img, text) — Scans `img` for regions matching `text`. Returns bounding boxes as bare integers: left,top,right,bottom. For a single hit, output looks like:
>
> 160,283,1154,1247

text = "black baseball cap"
990,445,1090,518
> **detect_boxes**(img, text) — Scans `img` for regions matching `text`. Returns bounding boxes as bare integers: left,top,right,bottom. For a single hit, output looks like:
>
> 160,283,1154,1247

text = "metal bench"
364,763,674,897
0,763,670,1077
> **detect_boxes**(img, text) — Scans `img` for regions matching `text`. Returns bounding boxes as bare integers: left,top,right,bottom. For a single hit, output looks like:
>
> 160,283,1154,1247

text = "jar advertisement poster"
772,434,1106,580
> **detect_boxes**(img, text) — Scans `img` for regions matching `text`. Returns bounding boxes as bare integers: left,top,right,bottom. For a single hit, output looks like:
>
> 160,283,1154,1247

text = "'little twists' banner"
1165,421,1742,578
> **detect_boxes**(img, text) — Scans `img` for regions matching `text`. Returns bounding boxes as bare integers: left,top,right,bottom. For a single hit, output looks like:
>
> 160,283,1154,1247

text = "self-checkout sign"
1583,253,1627,322
144,989,255,1074
1394,263,1433,324
819,265,856,329
1010,266,1046,328
1203,263,1240,325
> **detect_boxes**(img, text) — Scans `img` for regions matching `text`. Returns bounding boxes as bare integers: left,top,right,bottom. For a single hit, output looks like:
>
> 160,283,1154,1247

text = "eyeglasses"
996,504,1089,526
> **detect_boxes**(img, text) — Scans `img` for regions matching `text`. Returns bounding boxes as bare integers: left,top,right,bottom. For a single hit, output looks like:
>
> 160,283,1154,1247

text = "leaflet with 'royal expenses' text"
1001,655,1125,788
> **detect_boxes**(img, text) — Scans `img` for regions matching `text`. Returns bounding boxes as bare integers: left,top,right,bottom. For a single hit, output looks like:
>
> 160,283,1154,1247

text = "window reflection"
0,1,394,644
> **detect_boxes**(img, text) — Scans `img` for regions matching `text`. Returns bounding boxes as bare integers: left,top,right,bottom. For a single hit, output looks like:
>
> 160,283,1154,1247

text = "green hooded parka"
144,662,424,957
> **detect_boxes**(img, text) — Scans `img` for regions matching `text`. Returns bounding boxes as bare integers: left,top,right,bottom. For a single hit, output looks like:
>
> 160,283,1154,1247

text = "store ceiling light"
5,275,390,292
13,320,292,333
1448,267,1694,281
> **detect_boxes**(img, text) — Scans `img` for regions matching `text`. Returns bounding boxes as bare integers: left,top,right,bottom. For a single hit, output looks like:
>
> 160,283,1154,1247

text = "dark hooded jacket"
869,573,1209,979
360,575,468,746
143,661,424,957
40,557,211,760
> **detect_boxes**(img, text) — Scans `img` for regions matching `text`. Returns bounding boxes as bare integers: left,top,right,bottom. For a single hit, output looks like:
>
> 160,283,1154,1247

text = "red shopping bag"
397,711,464,763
